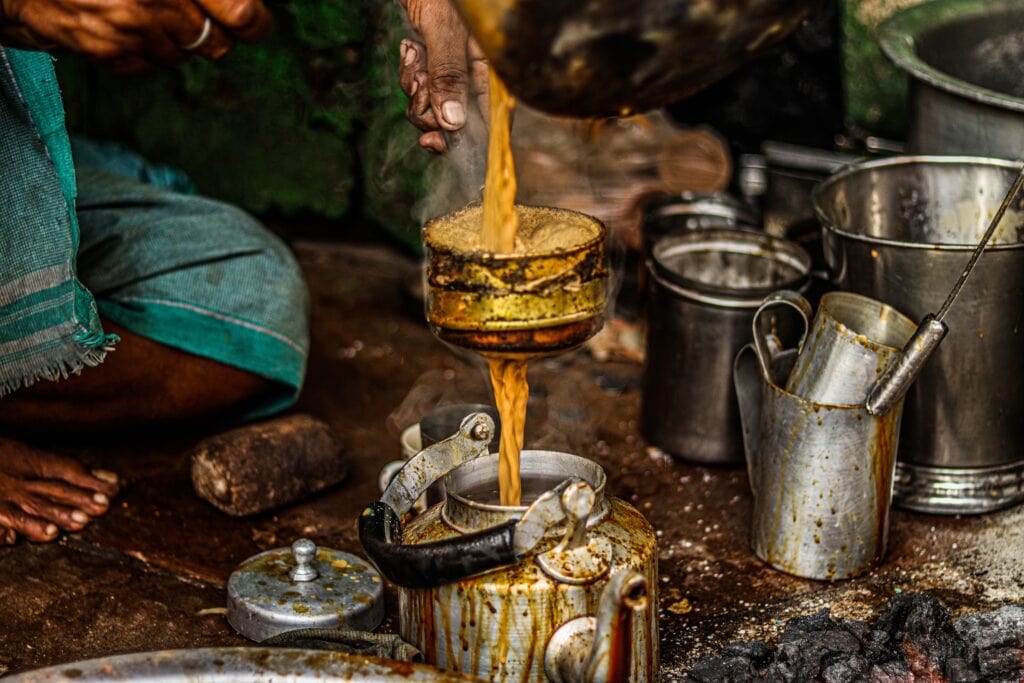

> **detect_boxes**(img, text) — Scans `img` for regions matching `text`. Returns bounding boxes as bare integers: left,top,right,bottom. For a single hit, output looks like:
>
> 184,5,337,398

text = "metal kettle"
451,0,824,117
359,413,658,682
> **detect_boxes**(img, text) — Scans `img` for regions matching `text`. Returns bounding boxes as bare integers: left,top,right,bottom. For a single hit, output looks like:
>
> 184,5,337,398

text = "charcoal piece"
722,641,772,666
873,593,976,678
685,594,1024,682
686,655,759,682
955,606,1024,650
821,653,870,683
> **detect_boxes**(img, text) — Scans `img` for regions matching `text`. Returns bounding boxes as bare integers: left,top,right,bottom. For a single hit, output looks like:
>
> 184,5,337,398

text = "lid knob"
289,538,319,582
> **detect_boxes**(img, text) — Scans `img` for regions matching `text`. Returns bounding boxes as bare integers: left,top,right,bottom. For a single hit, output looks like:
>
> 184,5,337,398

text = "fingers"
419,131,447,154
168,2,235,61
193,0,272,43
417,0,471,131
0,528,15,546
468,36,489,127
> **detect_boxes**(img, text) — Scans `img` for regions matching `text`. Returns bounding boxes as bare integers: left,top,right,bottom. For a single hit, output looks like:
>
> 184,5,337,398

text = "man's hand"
0,0,271,74
398,0,488,154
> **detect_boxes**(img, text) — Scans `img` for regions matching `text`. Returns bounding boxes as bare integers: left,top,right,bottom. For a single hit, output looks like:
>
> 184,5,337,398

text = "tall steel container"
880,0,1024,157
642,230,811,464
814,156,1024,514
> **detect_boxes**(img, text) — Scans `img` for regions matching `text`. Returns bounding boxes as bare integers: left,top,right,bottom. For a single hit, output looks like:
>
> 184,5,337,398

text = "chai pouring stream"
359,413,658,682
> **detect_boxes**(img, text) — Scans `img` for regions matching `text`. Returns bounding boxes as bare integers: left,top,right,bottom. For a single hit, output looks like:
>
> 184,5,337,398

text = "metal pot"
7,648,481,682
450,0,824,117
642,192,760,257
880,0,1024,157
642,229,811,464
814,156,1024,514
359,414,658,682
423,205,609,357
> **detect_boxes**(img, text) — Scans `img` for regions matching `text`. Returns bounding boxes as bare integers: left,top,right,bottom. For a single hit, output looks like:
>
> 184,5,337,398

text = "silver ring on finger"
182,17,213,51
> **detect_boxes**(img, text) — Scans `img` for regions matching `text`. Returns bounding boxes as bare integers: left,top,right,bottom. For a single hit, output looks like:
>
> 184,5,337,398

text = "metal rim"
879,0,1024,114
649,228,812,302
813,155,1024,251
423,204,605,261
894,460,1024,515
818,291,917,354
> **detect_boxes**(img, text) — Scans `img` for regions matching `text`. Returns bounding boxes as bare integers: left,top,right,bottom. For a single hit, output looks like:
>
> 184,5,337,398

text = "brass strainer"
423,205,609,356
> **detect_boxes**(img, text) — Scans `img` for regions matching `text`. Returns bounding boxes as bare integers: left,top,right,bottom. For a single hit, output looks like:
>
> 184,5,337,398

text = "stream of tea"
481,68,528,506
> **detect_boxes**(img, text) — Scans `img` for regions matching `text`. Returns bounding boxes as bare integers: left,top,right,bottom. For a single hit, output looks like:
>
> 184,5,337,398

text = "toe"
26,480,109,517
0,505,58,542
14,492,88,532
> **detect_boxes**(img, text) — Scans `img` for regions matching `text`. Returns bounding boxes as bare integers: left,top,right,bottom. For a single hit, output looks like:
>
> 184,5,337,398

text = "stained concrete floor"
1,242,1022,679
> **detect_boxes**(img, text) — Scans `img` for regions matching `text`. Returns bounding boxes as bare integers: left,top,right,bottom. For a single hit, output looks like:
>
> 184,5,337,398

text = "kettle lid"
226,538,384,641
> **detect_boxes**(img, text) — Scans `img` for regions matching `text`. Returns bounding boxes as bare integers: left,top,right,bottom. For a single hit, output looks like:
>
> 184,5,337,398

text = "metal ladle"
867,163,1024,416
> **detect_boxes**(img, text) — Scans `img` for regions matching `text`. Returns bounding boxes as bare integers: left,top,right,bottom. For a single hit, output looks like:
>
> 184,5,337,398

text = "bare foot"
0,437,119,543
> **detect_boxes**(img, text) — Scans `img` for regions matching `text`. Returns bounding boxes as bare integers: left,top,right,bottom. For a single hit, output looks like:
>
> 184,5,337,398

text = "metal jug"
359,414,658,682
734,291,915,580
450,0,824,117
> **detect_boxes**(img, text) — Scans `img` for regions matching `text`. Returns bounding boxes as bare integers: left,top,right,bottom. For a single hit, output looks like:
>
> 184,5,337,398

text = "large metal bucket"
880,0,1024,157
814,156,1024,514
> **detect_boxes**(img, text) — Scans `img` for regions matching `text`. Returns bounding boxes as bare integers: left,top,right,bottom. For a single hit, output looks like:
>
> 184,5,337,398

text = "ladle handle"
866,315,948,417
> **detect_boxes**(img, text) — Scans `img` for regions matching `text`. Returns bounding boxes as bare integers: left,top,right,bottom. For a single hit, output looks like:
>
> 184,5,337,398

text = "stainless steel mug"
641,229,811,464
815,156,1024,514
785,292,917,405
735,292,907,580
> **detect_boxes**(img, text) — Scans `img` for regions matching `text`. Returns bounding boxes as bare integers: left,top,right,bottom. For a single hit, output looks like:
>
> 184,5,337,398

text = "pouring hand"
398,0,488,154
0,0,269,74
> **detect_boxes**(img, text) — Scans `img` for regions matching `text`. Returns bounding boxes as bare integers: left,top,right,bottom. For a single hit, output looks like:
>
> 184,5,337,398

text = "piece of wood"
190,414,347,517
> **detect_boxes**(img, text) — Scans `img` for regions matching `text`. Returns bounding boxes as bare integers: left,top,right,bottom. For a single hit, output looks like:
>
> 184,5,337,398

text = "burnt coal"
686,594,1024,683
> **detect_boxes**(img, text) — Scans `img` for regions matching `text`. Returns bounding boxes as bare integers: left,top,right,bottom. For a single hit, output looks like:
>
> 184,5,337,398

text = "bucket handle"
751,290,812,381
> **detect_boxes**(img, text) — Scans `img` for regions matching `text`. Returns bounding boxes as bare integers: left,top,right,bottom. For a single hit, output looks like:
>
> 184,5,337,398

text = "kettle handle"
751,290,812,382
360,413,585,589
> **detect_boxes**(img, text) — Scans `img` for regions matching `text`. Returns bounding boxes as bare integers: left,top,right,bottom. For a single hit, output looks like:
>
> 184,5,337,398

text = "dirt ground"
1,242,1021,680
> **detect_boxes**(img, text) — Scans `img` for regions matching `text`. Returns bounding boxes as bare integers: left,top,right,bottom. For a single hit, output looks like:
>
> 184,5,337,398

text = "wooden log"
190,414,347,516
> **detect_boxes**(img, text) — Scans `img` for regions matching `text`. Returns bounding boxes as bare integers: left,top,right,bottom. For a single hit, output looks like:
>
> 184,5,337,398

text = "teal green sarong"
0,48,309,418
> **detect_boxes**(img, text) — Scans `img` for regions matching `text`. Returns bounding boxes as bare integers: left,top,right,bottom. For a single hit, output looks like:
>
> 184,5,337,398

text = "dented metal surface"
544,571,649,683
735,294,907,580
398,450,658,682
7,648,482,682
225,539,384,641
422,206,609,356
784,291,917,406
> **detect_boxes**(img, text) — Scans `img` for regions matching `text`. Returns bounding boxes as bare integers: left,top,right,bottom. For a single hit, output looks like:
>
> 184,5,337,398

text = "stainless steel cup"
815,156,1024,514
734,293,906,580
641,230,811,464
785,292,917,405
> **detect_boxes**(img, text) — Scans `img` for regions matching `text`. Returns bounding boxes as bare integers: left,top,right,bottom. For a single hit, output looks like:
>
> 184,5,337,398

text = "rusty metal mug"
785,291,918,405
734,291,912,580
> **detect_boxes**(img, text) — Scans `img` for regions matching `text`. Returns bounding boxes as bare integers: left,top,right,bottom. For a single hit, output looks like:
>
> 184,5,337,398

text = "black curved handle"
359,501,517,589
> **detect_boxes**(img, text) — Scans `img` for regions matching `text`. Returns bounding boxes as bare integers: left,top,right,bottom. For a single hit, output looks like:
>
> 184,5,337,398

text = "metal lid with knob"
226,538,384,642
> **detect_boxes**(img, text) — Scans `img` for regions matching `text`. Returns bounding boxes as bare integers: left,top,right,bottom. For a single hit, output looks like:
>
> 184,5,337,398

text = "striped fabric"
0,48,309,417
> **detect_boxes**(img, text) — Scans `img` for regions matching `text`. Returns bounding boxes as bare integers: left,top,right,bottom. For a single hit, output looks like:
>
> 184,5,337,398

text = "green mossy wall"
56,0,428,250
